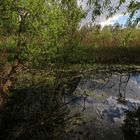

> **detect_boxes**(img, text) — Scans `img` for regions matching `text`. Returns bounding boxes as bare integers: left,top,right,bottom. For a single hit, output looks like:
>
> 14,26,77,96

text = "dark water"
65,67,140,140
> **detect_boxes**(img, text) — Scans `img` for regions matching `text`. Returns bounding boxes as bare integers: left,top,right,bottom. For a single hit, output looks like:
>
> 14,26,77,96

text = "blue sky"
117,15,129,25
99,14,129,27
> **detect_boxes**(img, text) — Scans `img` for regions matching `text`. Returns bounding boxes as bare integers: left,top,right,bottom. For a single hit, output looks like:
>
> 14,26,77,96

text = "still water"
66,66,140,140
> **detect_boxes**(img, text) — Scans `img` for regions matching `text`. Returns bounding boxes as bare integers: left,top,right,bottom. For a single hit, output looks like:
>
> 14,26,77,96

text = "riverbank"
59,45,140,65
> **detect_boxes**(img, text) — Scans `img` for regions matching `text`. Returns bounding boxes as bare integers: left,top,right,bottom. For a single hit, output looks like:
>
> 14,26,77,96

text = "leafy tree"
122,107,140,140
0,0,85,139
0,0,61,102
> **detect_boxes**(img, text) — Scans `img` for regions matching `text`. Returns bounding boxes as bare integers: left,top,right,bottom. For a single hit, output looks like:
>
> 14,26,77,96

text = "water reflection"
131,74,140,87
66,70,140,140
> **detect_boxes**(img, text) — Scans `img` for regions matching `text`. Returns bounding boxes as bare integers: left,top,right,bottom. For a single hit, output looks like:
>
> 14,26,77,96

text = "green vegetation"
0,0,140,139
69,24,140,64
122,107,140,140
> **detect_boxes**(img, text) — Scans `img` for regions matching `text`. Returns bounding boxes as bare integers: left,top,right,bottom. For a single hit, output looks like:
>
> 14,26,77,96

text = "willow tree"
0,2,66,134
0,0,84,112
0,0,85,139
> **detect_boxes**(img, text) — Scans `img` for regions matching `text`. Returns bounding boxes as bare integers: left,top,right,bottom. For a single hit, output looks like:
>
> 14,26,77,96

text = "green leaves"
0,0,85,68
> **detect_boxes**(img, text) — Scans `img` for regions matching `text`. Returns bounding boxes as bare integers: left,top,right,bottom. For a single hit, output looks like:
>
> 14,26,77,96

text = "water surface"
66,66,140,140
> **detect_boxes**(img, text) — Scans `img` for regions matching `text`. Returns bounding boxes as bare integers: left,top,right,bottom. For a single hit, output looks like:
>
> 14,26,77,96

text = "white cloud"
99,14,123,27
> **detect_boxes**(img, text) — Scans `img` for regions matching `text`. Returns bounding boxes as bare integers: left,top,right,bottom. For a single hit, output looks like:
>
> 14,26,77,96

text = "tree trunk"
0,59,22,130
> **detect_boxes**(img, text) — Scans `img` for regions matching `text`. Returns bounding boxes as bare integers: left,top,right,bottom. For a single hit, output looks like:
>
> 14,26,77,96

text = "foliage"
0,1,85,140
122,107,140,140
79,23,140,48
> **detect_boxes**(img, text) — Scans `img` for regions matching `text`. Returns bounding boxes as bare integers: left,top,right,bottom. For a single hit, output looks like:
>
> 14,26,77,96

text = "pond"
65,65,140,140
